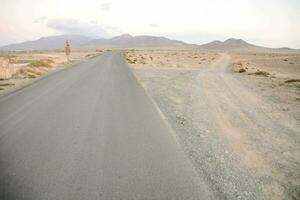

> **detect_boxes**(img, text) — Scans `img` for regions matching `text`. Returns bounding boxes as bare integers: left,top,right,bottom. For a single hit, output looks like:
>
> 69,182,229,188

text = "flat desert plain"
126,48,300,200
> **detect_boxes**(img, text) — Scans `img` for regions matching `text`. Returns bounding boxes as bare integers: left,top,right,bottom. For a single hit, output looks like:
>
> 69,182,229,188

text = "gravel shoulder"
130,53,300,200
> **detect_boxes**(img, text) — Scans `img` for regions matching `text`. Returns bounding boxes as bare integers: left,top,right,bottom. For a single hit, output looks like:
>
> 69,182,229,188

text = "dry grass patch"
28,74,37,79
0,82,14,87
28,59,53,68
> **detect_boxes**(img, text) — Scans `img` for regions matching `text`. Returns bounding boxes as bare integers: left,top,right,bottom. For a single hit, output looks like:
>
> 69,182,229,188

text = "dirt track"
132,54,300,200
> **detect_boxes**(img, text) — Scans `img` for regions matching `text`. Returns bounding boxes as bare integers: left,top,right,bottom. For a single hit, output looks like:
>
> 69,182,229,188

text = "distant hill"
83,34,192,48
199,38,258,49
0,34,194,50
0,35,94,50
199,38,300,52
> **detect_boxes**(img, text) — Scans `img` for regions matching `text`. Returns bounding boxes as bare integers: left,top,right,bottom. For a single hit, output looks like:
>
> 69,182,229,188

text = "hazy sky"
1,0,300,48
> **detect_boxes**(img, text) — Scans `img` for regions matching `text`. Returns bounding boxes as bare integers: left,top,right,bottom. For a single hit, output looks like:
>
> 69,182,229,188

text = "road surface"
0,51,211,200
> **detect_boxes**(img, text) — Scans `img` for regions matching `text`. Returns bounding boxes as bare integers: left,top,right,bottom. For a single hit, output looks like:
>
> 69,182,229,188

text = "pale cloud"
149,24,159,28
33,16,48,23
100,2,111,11
47,18,121,37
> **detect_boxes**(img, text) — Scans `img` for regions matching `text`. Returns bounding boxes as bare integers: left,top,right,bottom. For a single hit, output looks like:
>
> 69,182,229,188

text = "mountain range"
0,34,192,50
0,34,297,51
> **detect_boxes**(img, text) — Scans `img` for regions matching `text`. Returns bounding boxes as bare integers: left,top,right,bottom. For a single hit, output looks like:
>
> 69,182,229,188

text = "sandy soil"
124,49,219,69
0,49,108,94
127,48,300,200
230,51,300,122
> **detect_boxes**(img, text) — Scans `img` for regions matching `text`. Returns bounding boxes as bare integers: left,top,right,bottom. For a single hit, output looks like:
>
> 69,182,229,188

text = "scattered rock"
282,107,290,111
285,79,300,83
238,68,246,73
176,116,186,126
249,70,270,77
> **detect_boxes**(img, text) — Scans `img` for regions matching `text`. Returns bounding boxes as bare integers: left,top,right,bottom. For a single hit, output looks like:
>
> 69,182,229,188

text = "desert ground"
125,48,300,200
0,49,108,95
0,47,299,199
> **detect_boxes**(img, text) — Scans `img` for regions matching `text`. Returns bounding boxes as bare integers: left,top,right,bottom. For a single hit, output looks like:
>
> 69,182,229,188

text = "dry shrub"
285,79,300,83
11,66,43,79
26,68,43,76
28,59,53,68
250,70,270,76
11,69,26,79
238,68,246,73
86,53,99,58
45,58,55,64
126,57,137,64
28,74,37,79
0,83,14,87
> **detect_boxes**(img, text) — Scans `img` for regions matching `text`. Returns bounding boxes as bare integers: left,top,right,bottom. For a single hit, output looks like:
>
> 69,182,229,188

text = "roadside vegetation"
0,49,107,93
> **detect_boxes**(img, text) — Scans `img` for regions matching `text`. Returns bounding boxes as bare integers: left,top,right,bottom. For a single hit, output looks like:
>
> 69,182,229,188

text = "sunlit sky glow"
1,0,300,48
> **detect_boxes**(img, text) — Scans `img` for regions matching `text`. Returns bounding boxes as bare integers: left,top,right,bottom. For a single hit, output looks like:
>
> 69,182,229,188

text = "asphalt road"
0,51,211,200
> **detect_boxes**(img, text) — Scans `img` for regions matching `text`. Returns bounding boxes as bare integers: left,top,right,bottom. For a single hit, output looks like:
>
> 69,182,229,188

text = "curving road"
0,51,211,200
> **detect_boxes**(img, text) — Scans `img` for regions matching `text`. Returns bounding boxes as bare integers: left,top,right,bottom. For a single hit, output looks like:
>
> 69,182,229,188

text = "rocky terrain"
127,48,300,200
